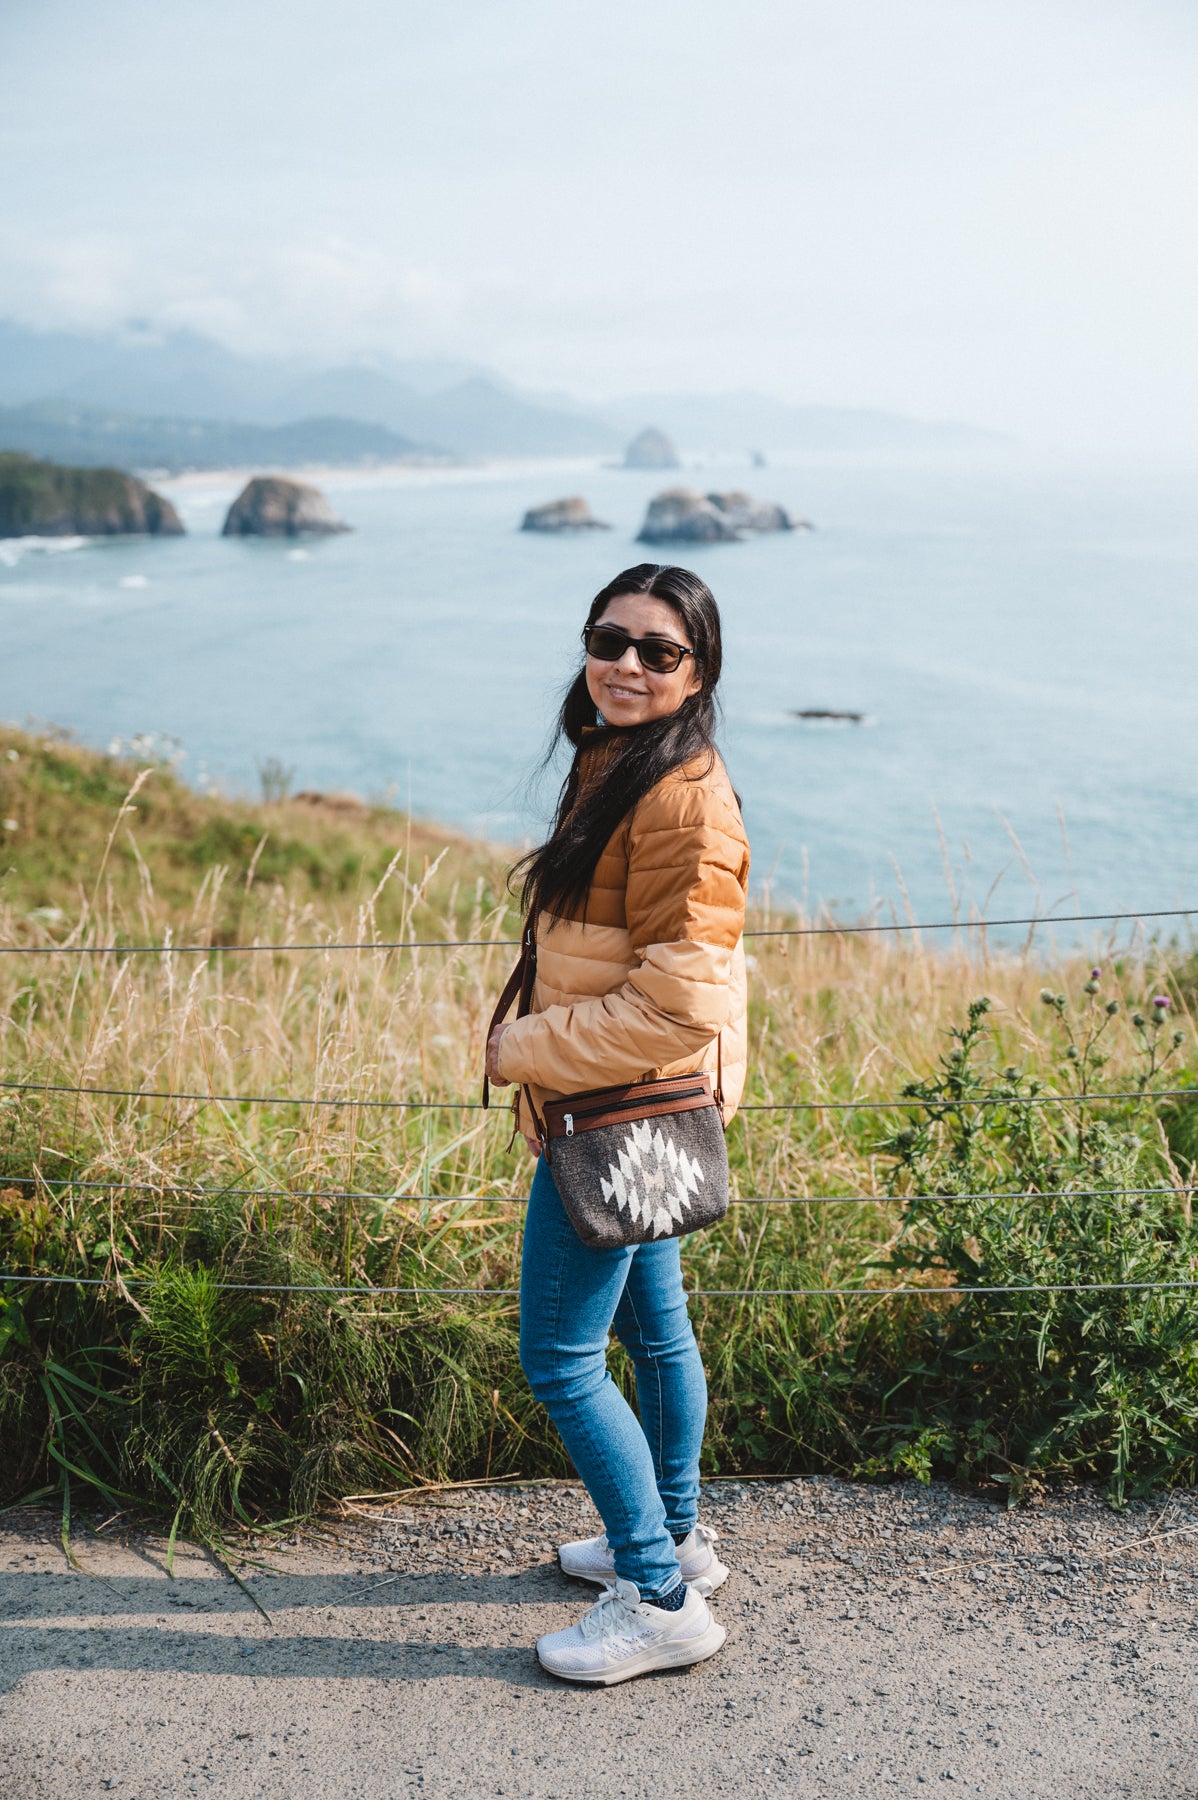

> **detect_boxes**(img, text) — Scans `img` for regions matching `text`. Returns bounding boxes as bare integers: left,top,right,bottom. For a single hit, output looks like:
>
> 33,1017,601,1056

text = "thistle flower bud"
1065,1045,1079,1060
1153,995,1170,1010
1040,988,1055,1005
1083,980,1099,994
1090,967,1102,981
1173,1030,1186,1048
1132,1011,1146,1029
1105,1000,1119,1016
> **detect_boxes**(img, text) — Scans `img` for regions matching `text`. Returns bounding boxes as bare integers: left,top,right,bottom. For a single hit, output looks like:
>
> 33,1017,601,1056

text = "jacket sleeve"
495,775,748,1093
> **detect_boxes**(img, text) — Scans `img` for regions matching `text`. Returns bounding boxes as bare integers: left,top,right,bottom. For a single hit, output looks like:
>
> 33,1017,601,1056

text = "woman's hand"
486,1022,511,1086
486,1024,538,1152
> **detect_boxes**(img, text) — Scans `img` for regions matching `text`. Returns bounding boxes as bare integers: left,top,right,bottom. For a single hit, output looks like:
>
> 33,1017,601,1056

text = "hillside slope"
0,724,506,939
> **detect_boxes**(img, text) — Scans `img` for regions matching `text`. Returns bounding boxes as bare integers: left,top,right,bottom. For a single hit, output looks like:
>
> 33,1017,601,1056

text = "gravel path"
2,1478,1196,1798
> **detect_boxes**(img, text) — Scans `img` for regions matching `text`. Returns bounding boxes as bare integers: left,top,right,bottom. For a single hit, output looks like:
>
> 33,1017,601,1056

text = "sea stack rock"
636,488,739,544
623,427,680,470
0,452,184,537
221,476,350,537
520,496,611,533
705,490,803,533
636,487,808,544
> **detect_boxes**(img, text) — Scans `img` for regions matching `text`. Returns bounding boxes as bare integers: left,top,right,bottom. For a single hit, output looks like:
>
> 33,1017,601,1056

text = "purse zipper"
561,1084,709,1135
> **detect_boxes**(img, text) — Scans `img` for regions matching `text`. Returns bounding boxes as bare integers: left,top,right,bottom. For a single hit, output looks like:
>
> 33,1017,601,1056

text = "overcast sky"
3,0,1197,453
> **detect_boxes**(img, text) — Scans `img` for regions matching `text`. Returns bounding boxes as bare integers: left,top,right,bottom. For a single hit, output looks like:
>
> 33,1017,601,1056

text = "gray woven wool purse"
538,1073,729,1249
483,920,729,1249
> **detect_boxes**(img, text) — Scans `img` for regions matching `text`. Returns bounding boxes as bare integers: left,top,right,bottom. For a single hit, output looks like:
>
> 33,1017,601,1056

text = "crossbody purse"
483,919,730,1249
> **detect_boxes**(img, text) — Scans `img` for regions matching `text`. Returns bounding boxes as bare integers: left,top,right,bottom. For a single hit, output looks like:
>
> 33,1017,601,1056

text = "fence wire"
2,1077,1192,1112
0,905,1195,958
3,1175,1194,1208
1,1270,1195,1300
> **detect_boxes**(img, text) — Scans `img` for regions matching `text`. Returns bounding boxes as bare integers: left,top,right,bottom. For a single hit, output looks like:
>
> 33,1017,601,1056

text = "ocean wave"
0,535,89,569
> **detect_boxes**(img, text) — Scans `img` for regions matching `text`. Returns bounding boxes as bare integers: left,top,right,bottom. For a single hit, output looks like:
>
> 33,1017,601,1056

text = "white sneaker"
558,1523,729,1596
536,1578,726,1686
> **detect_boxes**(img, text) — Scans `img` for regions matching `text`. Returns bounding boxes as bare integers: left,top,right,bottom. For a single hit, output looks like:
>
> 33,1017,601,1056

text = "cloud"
1,0,1197,451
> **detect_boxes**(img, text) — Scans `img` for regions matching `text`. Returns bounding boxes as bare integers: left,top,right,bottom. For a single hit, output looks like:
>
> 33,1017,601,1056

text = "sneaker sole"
537,1618,727,1686
561,1555,730,1598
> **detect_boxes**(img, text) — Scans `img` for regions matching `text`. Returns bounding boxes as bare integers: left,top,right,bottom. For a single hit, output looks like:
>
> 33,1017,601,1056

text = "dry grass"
1,726,1195,1524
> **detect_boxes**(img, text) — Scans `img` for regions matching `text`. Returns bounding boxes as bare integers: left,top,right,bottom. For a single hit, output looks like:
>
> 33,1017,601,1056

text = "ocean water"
3,451,1197,934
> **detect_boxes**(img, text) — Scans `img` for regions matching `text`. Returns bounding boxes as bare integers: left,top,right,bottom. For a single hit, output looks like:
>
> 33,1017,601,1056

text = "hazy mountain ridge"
0,320,1009,465
0,400,431,474
599,391,1011,452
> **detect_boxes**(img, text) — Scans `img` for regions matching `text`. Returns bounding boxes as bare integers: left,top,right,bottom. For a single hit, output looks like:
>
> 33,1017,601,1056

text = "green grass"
0,721,505,928
1,725,1196,1537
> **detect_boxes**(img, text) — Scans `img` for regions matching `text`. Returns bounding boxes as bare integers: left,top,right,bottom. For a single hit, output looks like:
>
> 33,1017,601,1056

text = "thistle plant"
871,975,1198,1503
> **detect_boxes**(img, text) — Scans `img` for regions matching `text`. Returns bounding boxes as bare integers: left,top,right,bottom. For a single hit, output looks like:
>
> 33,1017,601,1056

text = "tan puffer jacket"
495,736,751,1129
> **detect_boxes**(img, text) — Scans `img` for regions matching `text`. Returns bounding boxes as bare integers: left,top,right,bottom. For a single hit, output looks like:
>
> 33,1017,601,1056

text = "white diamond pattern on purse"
600,1120,706,1238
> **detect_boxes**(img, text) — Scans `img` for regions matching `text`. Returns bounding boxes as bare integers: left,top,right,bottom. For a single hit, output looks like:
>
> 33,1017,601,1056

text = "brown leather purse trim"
542,1074,715,1141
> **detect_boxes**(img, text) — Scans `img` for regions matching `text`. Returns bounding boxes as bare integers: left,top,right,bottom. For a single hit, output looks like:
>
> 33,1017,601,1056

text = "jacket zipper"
562,1084,708,1135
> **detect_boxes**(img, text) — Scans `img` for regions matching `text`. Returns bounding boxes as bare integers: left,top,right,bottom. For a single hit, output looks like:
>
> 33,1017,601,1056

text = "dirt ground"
1,1477,1196,1799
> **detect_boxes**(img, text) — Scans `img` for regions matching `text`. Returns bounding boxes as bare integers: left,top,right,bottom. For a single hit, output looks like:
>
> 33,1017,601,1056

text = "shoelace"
579,1581,643,1642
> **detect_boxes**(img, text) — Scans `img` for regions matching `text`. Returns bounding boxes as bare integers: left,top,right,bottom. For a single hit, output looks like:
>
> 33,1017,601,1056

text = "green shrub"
861,986,1198,1502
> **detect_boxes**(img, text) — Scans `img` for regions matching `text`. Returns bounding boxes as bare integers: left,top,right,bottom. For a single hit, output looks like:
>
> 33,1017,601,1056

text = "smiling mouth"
606,682,648,698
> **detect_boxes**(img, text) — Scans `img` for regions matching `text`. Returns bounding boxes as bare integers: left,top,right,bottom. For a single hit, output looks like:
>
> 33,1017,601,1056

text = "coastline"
153,451,613,497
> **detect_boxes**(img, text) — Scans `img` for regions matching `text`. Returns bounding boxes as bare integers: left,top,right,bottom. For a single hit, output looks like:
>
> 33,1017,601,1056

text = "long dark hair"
514,563,725,922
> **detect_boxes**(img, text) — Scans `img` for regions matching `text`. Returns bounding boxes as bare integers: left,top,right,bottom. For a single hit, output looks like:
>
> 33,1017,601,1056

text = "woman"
485,562,750,1686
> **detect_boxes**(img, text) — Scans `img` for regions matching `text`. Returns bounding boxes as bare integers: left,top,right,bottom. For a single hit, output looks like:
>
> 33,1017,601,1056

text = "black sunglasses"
582,623,695,676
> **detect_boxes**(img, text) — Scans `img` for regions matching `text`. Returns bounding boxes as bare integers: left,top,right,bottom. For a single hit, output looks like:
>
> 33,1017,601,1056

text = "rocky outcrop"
221,476,350,537
520,496,611,533
292,789,368,814
636,488,740,544
636,487,809,544
623,427,680,470
0,452,184,538
707,490,804,533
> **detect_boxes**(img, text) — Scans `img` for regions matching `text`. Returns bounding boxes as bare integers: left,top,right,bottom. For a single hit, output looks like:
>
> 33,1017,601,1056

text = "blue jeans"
519,1154,708,1598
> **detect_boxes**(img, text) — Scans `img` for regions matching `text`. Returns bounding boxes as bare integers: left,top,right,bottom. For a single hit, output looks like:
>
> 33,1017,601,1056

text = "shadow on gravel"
0,1626,559,1694
0,1567,561,1618
0,1567,584,1696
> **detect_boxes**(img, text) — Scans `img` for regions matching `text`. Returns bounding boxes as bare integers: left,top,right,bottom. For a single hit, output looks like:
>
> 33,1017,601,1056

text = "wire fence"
0,903,1195,958
2,1076,1193,1112
2,1175,1194,1209
2,1270,1195,1301
3,898,1193,1307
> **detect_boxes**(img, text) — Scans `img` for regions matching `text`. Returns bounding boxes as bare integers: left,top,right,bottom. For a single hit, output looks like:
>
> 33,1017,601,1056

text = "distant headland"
0,452,183,538
0,319,1013,476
